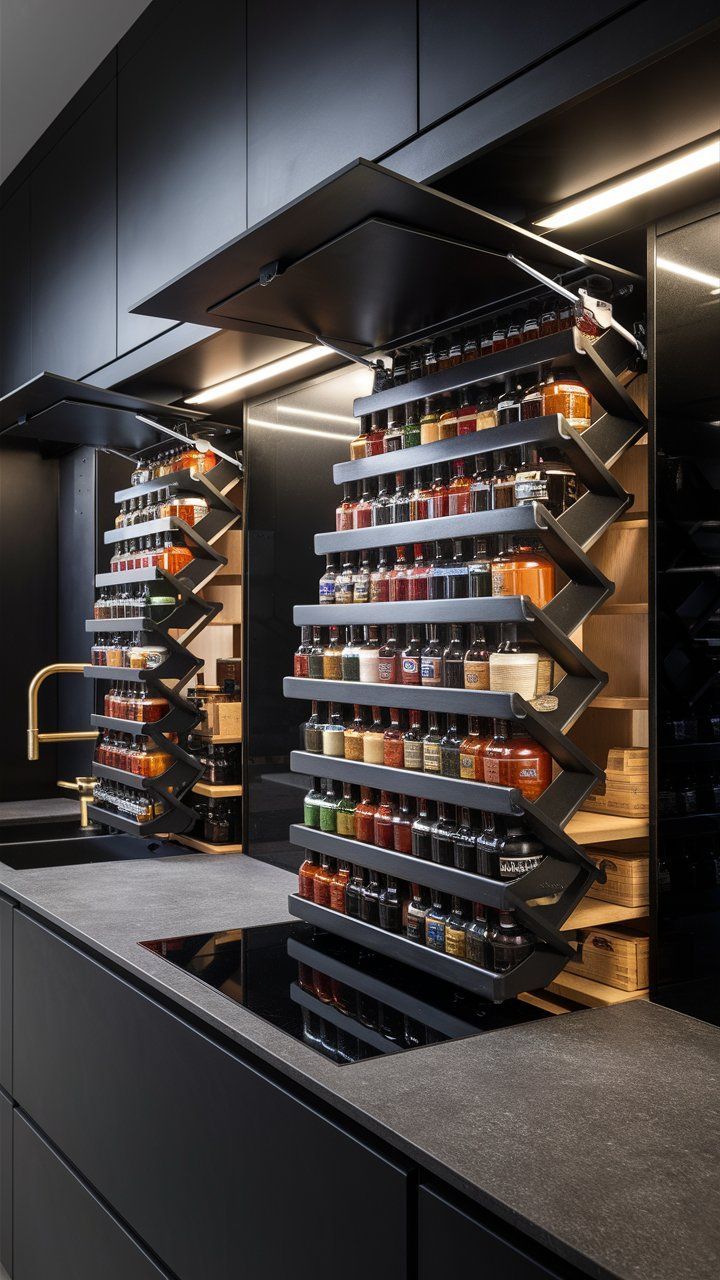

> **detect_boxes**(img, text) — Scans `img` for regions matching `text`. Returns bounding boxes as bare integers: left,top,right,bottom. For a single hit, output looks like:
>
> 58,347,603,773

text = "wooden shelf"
566,811,649,845
518,991,575,1016
561,900,648,931
197,734,242,744
192,782,243,798
591,695,648,710
546,971,648,1008
595,603,648,615
172,834,243,855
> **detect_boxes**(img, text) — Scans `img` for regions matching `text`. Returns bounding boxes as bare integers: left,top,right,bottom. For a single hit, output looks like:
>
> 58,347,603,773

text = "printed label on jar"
425,919,445,950
377,657,397,683
518,765,539,779
499,854,544,879
444,927,466,958
401,656,421,682
515,477,549,505
319,581,335,602
403,740,423,769
491,569,507,595
464,661,490,690
459,752,480,780
423,743,442,773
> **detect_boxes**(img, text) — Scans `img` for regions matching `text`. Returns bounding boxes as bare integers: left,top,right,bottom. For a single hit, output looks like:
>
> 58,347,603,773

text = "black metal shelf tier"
289,983,401,1056
289,895,564,1002
89,461,242,842
286,935,485,1040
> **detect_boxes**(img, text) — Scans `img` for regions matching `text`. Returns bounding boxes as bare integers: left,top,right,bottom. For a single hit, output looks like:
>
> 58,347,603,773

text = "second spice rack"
285,327,647,1000
86,453,242,837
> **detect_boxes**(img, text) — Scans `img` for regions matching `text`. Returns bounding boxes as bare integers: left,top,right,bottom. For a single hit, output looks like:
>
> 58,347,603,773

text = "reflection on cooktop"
141,923,546,1066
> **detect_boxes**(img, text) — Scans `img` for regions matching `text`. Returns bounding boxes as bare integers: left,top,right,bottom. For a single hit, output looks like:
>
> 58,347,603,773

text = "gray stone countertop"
0,850,717,1280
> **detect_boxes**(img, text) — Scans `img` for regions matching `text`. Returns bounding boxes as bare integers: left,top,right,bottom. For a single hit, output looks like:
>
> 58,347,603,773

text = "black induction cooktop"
141,923,545,1066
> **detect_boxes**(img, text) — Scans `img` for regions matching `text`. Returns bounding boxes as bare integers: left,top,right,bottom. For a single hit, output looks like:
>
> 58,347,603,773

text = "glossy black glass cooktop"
141,923,545,1066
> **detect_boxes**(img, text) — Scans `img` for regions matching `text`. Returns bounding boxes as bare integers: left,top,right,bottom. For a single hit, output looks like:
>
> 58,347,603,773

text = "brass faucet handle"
57,778,98,831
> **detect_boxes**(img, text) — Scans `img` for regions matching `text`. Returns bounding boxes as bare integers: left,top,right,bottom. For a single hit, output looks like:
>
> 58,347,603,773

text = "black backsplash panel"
652,205,720,1024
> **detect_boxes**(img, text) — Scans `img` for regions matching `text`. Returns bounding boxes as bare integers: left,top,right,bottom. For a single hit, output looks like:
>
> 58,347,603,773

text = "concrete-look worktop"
0,849,717,1280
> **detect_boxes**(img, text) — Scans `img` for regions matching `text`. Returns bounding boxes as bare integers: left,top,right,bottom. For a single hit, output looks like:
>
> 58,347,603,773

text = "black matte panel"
136,159,637,347
418,1185,569,1279
30,83,117,379
0,899,11,1096
13,913,409,1280
118,0,247,352
419,1,630,129
247,0,416,226
0,182,31,395
0,371,205,437
0,1092,11,1276
13,1114,168,1280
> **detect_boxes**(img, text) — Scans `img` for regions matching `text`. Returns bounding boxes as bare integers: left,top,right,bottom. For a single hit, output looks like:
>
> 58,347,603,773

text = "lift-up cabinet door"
419,1185,578,1279
13,1113,170,1280
12,912,410,1280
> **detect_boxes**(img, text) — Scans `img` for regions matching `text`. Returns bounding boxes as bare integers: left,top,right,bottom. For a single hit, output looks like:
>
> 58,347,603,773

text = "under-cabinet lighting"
185,346,329,405
657,257,720,289
535,139,720,230
247,417,353,442
281,405,357,425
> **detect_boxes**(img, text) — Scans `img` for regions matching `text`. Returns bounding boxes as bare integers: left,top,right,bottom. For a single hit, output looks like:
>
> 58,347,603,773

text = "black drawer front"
13,912,409,1280
419,1185,573,1280
0,1091,11,1277
13,1112,168,1280
0,898,12,1096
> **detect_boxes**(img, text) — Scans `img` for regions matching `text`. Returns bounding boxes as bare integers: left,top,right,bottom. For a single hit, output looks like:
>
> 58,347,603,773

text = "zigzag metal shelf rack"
285,329,647,1001
86,455,242,838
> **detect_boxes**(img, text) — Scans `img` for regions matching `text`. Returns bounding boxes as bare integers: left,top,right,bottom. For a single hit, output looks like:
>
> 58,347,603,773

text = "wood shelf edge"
546,971,649,1008
172,834,243,855
561,901,648,931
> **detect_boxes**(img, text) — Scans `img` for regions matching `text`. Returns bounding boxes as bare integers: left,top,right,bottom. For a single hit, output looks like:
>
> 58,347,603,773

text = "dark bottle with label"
411,798,433,859
341,626,363,681
293,625,313,677
425,893,450,951
498,823,546,881
465,905,491,968
496,379,522,424
445,898,469,958
427,541,451,600
446,539,469,599
392,349,408,386
319,554,338,604
423,712,443,775
303,701,323,753
467,537,493,598
442,623,465,687
372,476,395,526
352,549,372,604
470,456,492,513
405,884,428,943
401,626,423,685
491,451,516,510
403,710,424,769
384,409,404,453
308,627,325,680
476,812,501,877
440,714,462,778
360,869,382,925
393,793,414,853
421,624,443,687
392,474,411,524
334,557,355,605
378,876,402,933
464,623,491,691
377,625,400,684
345,866,365,919
489,911,535,972
453,807,479,872
430,801,457,866
514,445,577,517
389,546,410,602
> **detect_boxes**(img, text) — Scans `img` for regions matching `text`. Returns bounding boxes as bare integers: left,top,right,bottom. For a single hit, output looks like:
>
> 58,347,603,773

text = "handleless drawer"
13,1112,169,1280
12,912,409,1280
419,1185,575,1280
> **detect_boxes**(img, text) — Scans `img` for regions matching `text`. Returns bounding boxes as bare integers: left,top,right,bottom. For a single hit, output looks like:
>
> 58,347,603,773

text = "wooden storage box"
583,747,649,818
585,849,649,907
205,700,242,739
566,925,649,991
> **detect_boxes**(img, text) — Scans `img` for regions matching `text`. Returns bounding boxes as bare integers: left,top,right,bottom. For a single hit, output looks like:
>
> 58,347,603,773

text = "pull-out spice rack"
86,456,242,837
285,328,647,1000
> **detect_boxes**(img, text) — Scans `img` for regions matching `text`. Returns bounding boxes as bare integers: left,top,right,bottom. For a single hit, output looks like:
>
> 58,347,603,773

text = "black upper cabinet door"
247,0,417,227
419,1,630,129
0,183,31,395
117,0,247,354
31,83,116,379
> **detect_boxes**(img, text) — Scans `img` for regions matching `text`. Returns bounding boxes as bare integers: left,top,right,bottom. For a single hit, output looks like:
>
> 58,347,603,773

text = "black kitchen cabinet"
418,1185,575,1280
418,1,630,129
247,0,417,227
0,899,11,1097
13,912,409,1280
117,0,247,353
30,82,116,379
0,183,31,396
0,1092,11,1277
13,1113,169,1280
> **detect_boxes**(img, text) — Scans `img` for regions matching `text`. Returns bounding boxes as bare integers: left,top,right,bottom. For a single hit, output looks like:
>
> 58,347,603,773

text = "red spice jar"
383,709,405,768
482,719,552,802
354,787,378,844
373,792,397,849
392,795,414,853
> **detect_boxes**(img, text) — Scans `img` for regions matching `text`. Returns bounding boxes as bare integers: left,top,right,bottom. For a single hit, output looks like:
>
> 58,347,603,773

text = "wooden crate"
566,924,649,991
206,700,242,739
583,746,649,817
585,849,649,907
202,580,243,624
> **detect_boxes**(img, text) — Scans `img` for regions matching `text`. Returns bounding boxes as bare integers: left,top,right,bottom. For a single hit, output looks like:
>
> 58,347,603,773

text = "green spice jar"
303,779,323,828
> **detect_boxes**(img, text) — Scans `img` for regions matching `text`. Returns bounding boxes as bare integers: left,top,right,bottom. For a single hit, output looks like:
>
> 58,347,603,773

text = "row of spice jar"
187,738,241,785
348,375,593,459
299,851,536,971
95,731,176,778
295,623,555,699
102,684,170,722
130,440,218,486
298,975,447,1061
388,294,601,387
336,449,579,528
90,633,169,668
108,531,195,577
302,783,544,880
93,584,177,622
300,708,552,799
115,489,209,530
93,780,167,824
319,539,555,610
189,796,241,845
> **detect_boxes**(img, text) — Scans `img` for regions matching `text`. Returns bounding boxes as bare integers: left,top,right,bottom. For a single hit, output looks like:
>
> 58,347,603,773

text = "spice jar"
491,538,555,609
541,377,592,432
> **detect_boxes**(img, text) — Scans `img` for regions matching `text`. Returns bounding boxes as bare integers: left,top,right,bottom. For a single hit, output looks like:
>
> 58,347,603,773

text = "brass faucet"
27,662,98,761
27,663,100,831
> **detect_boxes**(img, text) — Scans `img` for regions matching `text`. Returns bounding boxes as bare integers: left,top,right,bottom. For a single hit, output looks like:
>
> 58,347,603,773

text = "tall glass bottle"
430,802,457,866
442,624,465,687
453,807,479,872
341,626,363,681
307,627,324,680
421,624,443,686
383,708,404,768
422,712,443,774
336,787,357,839
358,626,381,683
363,706,385,764
467,537,493,597
318,554,337,604
407,543,430,600
464,624,490,690
343,705,367,761
400,626,423,684
389,546,410,601
403,709,424,769
411,799,433,860
377,625,400,683
440,715,462,778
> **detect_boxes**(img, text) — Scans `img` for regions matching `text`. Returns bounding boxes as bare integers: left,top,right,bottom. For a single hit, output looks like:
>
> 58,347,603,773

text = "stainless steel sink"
0,831,181,871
